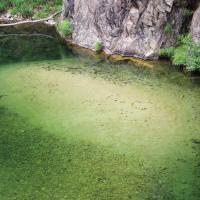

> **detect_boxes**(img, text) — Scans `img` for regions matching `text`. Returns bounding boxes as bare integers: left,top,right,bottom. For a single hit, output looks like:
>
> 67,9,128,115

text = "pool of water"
0,35,200,200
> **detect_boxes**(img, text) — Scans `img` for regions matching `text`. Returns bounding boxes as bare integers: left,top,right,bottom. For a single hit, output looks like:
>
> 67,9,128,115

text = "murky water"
0,35,200,200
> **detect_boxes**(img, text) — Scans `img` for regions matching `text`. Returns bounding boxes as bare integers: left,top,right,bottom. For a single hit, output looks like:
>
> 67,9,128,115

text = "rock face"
62,0,185,59
191,5,200,43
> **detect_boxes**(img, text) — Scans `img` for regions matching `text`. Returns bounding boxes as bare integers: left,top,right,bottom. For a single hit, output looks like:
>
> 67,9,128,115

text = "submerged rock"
62,0,186,59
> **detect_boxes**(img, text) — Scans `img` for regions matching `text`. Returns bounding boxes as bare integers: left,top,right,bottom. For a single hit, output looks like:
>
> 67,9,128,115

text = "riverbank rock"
191,5,200,43
62,0,185,59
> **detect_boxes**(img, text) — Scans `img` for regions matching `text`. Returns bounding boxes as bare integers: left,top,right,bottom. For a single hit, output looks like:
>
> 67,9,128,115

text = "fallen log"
0,10,61,27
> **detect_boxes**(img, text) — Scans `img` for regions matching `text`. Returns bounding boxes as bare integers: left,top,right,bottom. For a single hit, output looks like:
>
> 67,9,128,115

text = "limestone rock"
62,0,185,59
191,5,200,43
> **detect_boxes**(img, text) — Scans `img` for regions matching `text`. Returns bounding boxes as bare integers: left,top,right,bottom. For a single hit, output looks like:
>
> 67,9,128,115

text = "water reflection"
0,35,70,63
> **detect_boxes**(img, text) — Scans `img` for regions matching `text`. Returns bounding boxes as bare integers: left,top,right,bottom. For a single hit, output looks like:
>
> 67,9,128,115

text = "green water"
0,35,200,200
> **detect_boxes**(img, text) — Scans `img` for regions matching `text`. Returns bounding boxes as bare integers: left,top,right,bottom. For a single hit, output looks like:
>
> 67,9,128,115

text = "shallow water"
0,35,200,200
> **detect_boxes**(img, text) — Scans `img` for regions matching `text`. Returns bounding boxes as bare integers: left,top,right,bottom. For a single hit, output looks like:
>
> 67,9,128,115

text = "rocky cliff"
62,0,188,59
191,5,200,43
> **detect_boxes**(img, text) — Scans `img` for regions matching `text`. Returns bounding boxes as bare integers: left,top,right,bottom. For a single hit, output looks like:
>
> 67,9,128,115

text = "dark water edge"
0,35,63,64
0,33,200,86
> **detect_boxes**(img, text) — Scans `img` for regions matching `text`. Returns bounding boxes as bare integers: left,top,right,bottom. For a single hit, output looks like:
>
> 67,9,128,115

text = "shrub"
57,19,73,37
0,2,7,11
19,4,34,17
0,0,62,18
160,47,175,58
186,42,200,71
34,10,47,19
160,34,200,72
10,7,18,15
95,41,103,52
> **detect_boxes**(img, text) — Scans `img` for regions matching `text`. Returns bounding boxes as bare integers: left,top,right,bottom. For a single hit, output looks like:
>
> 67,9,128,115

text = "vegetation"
160,34,200,72
0,0,62,18
164,23,173,35
95,41,103,52
160,47,175,58
57,19,73,37
0,2,7,12
182,8,194,17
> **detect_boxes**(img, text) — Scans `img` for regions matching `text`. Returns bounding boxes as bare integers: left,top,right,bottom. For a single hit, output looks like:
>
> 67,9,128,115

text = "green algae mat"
0,35,200,200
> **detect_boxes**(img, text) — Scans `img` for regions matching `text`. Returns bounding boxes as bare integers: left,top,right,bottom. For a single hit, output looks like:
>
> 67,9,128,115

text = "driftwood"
0,10,62,27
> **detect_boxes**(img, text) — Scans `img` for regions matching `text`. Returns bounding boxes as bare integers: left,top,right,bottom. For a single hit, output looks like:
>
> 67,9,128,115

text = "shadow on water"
0,35,74,64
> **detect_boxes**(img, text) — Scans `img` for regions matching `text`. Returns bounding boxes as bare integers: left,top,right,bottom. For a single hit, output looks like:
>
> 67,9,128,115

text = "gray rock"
62,0,185,59
191,5,200,43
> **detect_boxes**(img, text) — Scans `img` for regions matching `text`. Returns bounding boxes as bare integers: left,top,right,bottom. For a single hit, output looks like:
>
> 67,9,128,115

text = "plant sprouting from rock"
95,41,103,52
57,19,73,37
164,23,172,35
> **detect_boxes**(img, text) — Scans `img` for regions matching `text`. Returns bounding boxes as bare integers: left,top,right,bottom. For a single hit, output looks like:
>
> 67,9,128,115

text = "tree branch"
0,10,62,27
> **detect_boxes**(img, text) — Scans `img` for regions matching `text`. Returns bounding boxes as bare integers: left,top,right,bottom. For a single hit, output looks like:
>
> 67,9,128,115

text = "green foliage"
34,10,47,19
57,20,73,37
160,47,175,58
10,7,18,15
33,4,53,19
182,8,193,17
18,5,34,17
95,41,103,52
186,42,200,71
160,34,200,72
164,23,172,35
0,2,8,11
33,4,62,19
0,0,62,18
